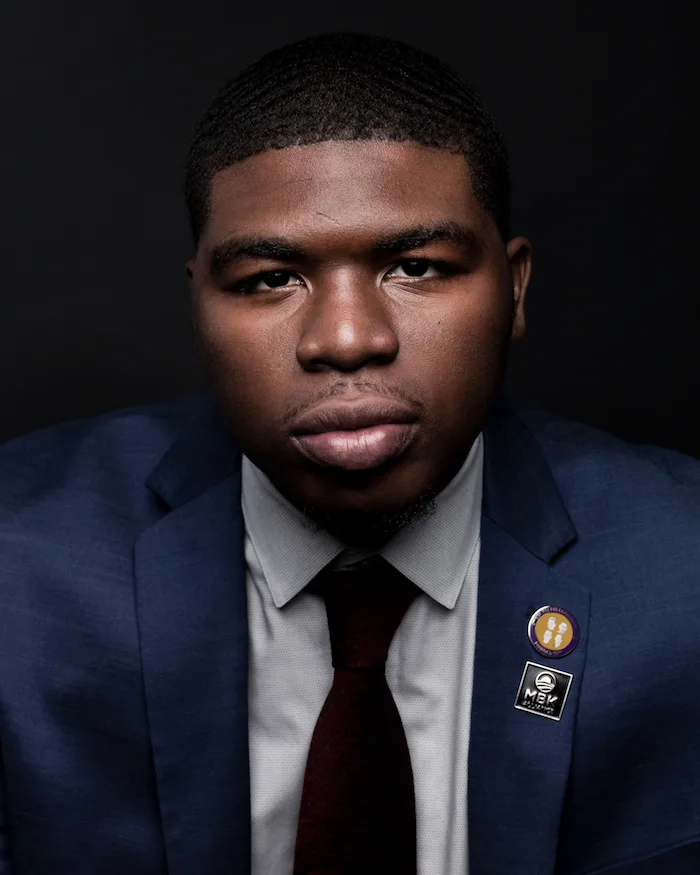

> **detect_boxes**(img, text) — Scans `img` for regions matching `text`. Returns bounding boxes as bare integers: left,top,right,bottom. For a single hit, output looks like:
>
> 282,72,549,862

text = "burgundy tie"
293,554,420,875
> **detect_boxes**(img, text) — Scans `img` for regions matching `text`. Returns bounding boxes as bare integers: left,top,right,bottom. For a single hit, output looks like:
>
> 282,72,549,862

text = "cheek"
426,288,512,377
195,301,283,407
198,326,287,448
196,297,256,370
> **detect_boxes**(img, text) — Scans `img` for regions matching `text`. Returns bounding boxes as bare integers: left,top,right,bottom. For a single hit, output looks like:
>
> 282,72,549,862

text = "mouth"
291,423,418,470
289,398,420,471
291,398,418,434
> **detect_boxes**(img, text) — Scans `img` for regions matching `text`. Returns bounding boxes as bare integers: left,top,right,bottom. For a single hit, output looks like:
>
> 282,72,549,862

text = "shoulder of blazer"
0,394,206,519
511,400,700,558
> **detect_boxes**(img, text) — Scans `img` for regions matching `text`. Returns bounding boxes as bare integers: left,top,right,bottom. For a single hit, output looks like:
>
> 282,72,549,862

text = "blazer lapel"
134,398,251,875
468,398,591,875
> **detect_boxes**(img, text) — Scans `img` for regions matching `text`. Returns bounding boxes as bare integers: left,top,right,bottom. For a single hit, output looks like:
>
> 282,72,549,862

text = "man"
0,31,698,875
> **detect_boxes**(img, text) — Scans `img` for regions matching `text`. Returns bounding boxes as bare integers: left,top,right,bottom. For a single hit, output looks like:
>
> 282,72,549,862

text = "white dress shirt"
242,432,484,875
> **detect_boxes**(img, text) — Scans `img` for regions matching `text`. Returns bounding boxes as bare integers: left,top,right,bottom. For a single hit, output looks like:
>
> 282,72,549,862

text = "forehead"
203,140,489,247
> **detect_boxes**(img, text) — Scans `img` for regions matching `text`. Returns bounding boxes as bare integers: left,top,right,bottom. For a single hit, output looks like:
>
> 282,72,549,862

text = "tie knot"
309,555,420,669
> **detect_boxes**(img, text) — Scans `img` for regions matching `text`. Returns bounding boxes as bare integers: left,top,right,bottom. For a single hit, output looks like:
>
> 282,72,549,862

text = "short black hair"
184,31,511,247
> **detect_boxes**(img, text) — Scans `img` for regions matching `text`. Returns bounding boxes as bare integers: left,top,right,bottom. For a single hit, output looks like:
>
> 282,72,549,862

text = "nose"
296,270,400,372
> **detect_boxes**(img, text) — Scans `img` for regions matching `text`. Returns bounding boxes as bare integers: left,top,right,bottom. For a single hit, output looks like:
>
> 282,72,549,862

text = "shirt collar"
241,433,484,610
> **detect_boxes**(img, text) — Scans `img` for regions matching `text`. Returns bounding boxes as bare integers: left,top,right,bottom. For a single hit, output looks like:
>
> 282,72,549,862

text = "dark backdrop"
2,1,697,454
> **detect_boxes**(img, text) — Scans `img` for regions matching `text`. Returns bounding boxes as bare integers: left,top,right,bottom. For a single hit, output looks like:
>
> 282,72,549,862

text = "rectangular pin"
514,661,573,721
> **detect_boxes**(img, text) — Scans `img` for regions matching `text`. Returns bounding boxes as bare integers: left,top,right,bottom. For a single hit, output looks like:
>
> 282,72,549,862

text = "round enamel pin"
528,605,579,658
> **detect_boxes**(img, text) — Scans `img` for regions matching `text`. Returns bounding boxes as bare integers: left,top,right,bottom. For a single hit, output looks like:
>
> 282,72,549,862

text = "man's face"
187,140,531,548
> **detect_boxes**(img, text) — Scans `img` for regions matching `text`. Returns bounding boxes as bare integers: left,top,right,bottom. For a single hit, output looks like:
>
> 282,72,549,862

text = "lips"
289,398,419,470
290,398,418,436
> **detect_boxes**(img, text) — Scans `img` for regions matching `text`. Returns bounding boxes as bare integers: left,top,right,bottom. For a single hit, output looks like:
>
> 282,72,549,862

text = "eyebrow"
208,221,479,279
374,221,478,254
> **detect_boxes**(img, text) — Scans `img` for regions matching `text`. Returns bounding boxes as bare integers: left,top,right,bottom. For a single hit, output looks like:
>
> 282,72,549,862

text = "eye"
246,270,304,292
385,259,446,280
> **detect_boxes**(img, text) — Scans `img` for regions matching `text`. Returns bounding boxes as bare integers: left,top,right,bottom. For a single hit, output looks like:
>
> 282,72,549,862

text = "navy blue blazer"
1,394,699,875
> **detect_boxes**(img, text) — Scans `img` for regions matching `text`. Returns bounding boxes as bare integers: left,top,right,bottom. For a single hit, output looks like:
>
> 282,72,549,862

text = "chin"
296,480,439,547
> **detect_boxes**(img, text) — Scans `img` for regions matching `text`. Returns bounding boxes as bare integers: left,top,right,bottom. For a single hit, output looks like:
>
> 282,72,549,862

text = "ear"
185,259,195,289
185,259,199,336
505,237,532,340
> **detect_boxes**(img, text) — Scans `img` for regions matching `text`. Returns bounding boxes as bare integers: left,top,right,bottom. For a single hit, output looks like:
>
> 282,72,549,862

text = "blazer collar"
145,394,241,510
482,394,577,561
